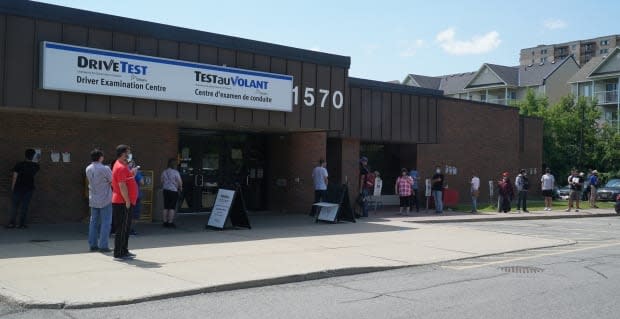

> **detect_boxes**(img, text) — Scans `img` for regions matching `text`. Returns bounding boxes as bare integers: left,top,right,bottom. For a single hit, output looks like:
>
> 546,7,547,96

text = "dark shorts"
399,196,411,207
163,189,179,209
570,190,581,200
542,189,553,197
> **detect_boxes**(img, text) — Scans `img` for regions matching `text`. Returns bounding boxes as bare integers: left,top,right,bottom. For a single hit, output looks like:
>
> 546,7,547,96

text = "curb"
408,213,618,224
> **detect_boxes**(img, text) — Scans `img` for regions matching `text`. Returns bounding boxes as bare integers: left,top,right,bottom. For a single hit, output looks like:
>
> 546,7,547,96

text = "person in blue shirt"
408,168,420,212
589,170,599,208
130,160,144,235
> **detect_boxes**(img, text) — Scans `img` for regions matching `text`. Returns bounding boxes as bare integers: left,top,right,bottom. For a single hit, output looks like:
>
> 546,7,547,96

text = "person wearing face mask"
395,168,413,215
515,169,530,213
111,144,139,261
431,166,444,214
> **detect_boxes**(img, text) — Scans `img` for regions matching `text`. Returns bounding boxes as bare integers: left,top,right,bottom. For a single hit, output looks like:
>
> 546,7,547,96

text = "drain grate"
499,266,543,274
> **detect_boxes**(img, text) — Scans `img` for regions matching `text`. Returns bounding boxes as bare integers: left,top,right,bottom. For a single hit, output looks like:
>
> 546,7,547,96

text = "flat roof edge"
348,77,444,96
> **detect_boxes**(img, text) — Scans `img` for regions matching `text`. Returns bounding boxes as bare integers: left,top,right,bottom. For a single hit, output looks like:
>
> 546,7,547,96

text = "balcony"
594,90,619,105
486,98,518,106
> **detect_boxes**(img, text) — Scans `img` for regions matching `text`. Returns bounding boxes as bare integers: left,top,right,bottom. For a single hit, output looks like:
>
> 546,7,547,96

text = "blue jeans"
471,195,478,212
9,189,33,226
361,188,370,217
88,204,113,249
433,190,443,213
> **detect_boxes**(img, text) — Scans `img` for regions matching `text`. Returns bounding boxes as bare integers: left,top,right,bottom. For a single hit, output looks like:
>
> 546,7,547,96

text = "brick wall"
0,109,177,223
417,99,542,204
267,132,327,213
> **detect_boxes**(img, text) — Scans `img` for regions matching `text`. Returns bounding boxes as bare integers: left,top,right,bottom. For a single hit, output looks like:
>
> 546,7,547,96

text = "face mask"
126,153,133,162
436,169,441,174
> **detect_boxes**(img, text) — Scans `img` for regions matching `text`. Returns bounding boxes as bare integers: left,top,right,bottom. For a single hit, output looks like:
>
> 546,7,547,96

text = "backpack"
365,172,376,189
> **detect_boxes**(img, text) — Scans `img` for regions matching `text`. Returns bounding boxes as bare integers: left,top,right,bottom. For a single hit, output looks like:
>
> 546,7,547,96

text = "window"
540,49,548,54
540,56,546,63
583,85,591,97
532,51,535,56
571,44,577,50
480,94,486,102
600,48,609,54
601,40,609,46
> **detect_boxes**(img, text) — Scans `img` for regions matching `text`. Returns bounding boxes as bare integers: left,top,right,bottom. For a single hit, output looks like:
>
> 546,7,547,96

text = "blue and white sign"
40,42,293,112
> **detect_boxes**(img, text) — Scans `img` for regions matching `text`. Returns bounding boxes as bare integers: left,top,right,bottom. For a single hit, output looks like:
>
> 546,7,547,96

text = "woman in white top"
161,158,182,228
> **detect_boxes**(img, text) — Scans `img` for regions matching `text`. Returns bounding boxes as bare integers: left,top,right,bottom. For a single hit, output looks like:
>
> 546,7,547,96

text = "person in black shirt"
7,149,40,228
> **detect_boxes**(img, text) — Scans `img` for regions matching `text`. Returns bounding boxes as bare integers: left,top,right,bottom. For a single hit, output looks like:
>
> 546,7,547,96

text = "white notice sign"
40,42,293,112
207,189,236,229
373,177,383,196
315,202,340,222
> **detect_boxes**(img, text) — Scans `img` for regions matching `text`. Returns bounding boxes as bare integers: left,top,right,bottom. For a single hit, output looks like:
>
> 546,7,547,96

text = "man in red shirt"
111,144,139,260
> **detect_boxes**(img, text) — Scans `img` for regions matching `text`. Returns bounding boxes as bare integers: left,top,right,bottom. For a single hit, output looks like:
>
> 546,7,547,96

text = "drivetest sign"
40,41,293,112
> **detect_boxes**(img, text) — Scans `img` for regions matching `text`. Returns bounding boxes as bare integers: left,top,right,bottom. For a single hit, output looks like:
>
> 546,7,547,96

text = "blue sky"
36,0,620,82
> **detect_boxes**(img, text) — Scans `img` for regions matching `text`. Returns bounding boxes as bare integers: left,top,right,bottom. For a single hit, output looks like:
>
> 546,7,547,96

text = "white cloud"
543,19,567,30
399,39,426,57
435,28,501,55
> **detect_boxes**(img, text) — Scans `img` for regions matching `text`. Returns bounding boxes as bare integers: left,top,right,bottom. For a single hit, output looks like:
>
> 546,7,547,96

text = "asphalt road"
3,217,620,319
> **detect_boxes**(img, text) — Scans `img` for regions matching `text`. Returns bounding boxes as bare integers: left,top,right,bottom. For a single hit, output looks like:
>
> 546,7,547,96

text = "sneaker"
523,210,530,213
168,223,177,228
99,248,112,253
89,247,99,252
517,210,521,213
162,222,169,228
565,208,571,212
575,209,579,212
113,255,133,261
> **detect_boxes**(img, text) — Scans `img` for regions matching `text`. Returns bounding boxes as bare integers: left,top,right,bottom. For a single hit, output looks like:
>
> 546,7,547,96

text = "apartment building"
520,34,620,66
404,55,579,105
569,47,620,130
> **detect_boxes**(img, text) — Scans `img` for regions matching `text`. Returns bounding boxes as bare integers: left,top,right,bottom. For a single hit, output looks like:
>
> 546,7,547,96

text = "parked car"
596,179,620,202
556,185,570,200
615,194,620,214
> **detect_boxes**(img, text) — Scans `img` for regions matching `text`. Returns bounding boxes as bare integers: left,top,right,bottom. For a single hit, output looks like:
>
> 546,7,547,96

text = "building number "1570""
292,86,343,109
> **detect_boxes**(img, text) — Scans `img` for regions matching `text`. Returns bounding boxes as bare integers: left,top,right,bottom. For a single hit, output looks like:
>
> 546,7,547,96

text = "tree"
517,91,603,180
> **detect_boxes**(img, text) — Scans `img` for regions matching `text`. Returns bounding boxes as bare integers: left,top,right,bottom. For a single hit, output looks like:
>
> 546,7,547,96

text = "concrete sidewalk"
0,207,615,309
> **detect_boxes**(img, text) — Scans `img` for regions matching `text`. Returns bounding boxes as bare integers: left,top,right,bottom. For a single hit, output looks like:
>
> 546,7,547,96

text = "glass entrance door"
178,131,267,213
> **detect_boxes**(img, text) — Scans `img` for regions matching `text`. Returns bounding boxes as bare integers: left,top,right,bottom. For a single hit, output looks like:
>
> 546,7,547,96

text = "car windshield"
605,179,620,188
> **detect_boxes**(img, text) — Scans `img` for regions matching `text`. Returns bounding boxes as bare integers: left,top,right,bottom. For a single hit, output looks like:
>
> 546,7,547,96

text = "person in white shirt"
161,158,182,228
470,172,480,213
311,159,328,216
541,168,555,211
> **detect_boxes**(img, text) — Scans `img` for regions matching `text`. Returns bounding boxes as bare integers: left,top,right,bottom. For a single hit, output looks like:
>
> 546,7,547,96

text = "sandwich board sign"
207,188,251,229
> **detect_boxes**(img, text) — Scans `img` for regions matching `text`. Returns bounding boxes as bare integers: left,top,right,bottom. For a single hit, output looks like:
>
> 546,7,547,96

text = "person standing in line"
111,144,139,261
431,166,444,214
541,168,555,211
589,170,599,208
566,170,583,212
358,156,374,218
161,158,182,228
409,168,420,213
498,172,515,213
395,168,413,216
515,169,530,213
86,149,113,252
470,172,480,213
130,160,144,236
311,159,329,216
6,149,40,229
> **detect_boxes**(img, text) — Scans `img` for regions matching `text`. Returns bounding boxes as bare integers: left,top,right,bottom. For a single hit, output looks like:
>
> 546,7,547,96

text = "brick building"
0,1,542,224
